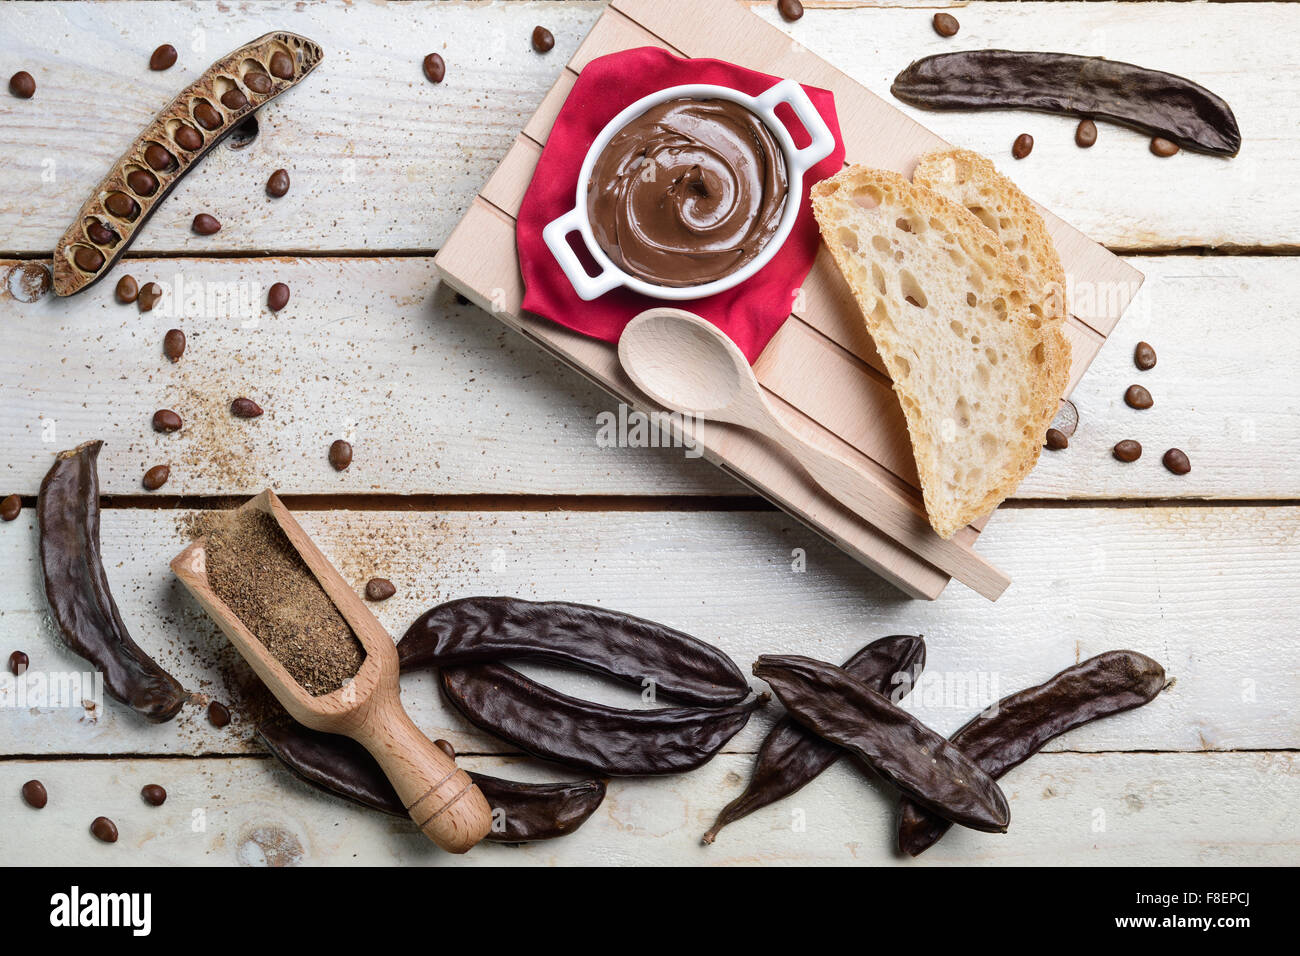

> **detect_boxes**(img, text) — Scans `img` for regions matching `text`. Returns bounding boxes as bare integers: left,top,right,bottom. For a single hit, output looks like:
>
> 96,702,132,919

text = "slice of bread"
913,148,1072,407
811,166,1056,539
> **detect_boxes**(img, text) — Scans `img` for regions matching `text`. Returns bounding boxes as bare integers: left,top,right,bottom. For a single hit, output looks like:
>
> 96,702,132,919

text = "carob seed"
1044,428,1069,450
115,275,139,304
194,100,223,130
192,213,221,235
532,26,555,53
1150,136,1180,157
152,409,183,433
1113,439,1142,463
163,328,186,361
9,650,28,674
138,282,162,312
1124,384,1154,410
73,246,105,272
1162,448,1191,475
1134,341,1157,370
90,816,119,843
244,71,273,95
87,221,119,245
1075,118,1098,148
221,88,249,111
269,51,295,81
1012,132,1034,159
142,465,170,491
149,44,178,71
231,397,263,418
105,192,140,219
9,71,35,99
208,700,231,728
422,53,446,84
266,168,290,197
174,124,203,151
328,439,352,471
21,779,47,808
779,0,805,23
144,143,176,171
0,494,21,521
141,784,167,806
932,13,959,37
434,738,456,759
365,577,396,602
267,282,290,311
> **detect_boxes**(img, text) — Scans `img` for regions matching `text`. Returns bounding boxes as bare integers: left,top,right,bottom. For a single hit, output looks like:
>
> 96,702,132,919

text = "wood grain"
2,505,1295,756
0,2,1293,253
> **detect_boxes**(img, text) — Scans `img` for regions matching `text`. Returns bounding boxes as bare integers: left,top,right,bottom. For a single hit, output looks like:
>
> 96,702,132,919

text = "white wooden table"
0,0,1296,866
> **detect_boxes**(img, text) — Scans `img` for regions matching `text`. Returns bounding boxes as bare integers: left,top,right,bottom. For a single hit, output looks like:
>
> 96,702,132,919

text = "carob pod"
892,50,1240,156
52,32,324,296
37,441,187,721
442,662,764,776
703,635,925,844
753,654,1010,833
400,596,751,706
898,650,1168,856
257,721,606,843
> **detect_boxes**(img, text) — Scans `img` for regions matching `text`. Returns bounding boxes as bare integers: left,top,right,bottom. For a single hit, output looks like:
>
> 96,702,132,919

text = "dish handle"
542,208,622,301
752,79,836,173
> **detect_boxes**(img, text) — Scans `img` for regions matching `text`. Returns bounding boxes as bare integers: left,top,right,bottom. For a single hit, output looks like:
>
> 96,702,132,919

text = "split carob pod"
753,654,1010,833
37,441,188,721
257,721,607,843
400,596,751,706
52,32,324,296
703,635,925,845
899,650,1168,857
441,662,764,776
892,51,1240,157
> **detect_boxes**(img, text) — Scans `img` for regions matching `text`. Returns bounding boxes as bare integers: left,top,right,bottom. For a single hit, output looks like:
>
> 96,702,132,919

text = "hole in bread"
950,320,966,338
870,263,887,297
976,363,991,388
928,218,943,232
899,270,927,309
966,292,977,307
1008,290,1024,308
892,354,911,379
992,297,1008,319
1032,343,1046,365
954,396,971,429
986,348,1000,366
871,235,890,254
970,206,999,233
999,217,1012,230
895,217,913,234
970,334,980,345
837,227,860,254
982,243,998,258
854,187,883,210
967,466,983,484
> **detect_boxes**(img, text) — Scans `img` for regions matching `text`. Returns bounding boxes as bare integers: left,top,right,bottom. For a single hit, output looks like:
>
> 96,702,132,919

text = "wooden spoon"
171,490,492,853
617,308,1010,600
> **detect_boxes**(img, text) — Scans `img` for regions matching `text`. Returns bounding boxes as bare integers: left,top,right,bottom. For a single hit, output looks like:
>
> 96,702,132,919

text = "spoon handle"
753,405,1011,599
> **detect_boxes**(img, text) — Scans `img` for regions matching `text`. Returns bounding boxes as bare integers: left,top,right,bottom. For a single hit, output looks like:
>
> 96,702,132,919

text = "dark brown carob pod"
400,596,750,706
257,721,607,843
898,650,1168,856
703,635,925,844
441,662,763,776
37,441,187,721
753,654,1010,833
892,50,1240,156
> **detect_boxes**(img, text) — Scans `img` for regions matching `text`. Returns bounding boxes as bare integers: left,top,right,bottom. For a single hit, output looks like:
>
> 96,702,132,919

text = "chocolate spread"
587,97,789,287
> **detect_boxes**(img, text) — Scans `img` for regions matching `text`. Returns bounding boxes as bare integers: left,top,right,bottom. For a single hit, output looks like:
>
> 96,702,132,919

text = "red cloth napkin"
517,47,845,363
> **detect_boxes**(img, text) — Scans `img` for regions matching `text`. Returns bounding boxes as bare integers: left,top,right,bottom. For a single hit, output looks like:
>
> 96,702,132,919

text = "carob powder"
206,509,364,696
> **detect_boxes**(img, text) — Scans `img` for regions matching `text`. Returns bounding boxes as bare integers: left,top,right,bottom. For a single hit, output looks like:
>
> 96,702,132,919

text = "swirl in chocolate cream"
587,97,789,288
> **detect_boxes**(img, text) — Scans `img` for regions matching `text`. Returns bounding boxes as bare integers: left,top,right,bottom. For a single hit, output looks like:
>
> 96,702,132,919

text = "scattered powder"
205,509,364,696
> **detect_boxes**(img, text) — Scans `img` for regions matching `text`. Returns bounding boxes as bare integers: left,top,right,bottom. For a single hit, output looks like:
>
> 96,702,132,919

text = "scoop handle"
356,696,493,853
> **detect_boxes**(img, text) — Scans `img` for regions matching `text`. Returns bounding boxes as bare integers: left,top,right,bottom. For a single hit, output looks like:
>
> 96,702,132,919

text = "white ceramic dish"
542,79,836,301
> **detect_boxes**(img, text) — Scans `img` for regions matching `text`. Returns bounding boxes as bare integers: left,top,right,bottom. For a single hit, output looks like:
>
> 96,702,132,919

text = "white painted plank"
1,255,1294,499
1,504,1295,756
0,2,1294,253
0,751,1293,864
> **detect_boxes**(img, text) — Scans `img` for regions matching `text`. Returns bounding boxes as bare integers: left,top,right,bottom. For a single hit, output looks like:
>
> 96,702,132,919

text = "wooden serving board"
435,0,1143,602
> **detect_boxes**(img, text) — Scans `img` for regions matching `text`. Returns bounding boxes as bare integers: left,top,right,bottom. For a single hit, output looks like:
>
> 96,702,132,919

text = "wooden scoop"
618,308,1010,600
171,490,492,853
